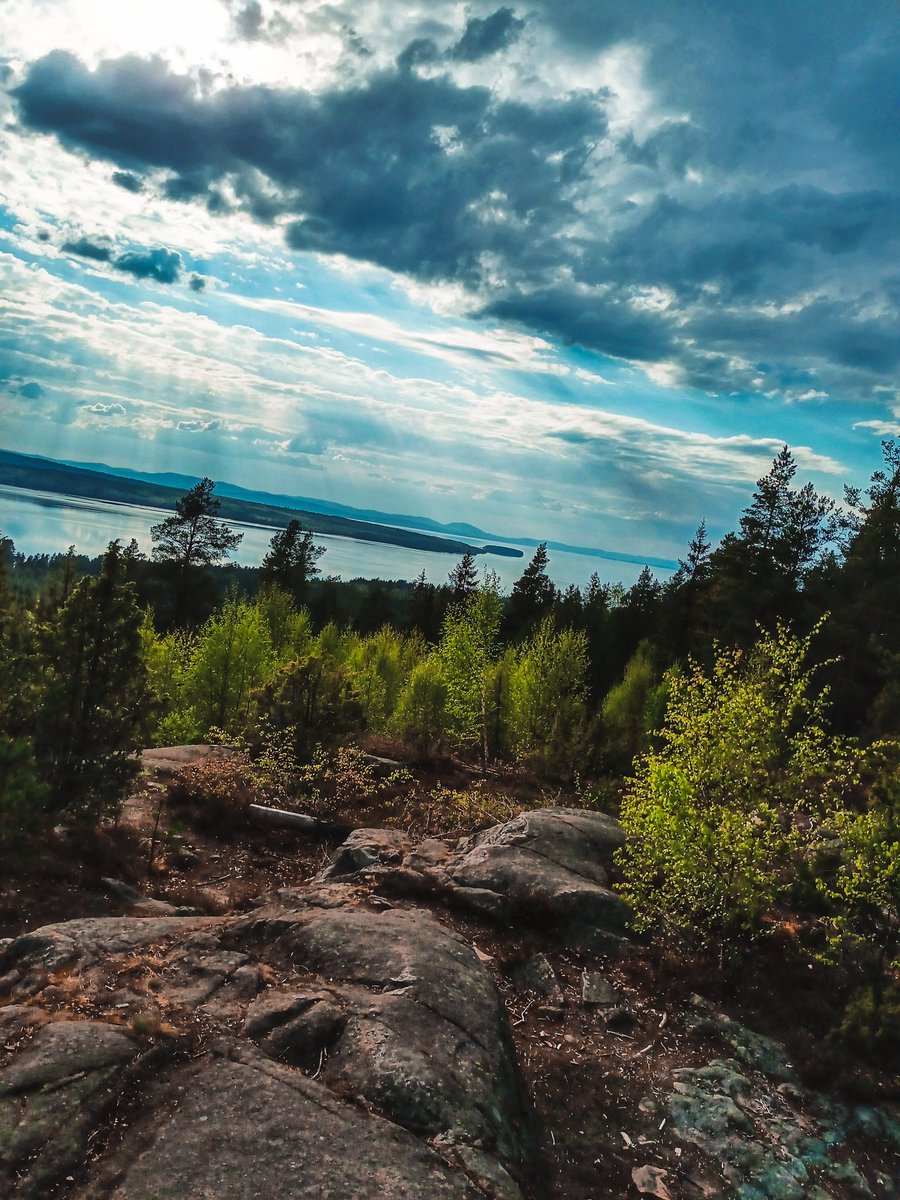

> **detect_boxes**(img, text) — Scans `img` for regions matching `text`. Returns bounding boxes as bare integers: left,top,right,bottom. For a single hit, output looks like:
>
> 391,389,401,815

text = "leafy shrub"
616,624,859,949
832,983,900,1061
166,759,253,832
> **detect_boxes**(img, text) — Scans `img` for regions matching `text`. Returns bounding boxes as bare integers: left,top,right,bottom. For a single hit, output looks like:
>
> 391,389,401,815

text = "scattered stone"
510,954,565,1006
632,1164,673,1199
581,970,617,1006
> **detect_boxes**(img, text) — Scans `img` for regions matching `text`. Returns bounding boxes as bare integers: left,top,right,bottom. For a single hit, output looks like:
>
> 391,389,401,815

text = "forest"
1,443,898,1056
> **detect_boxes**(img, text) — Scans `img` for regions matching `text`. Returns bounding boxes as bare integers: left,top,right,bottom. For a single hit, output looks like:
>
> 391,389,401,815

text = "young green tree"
510,615,589,777
254,586,314,664
599,640,666,775
437,572,503,765
260,519,325,602
617,624,857,950
34,541,149,823
393,656,450,758
184,592,273,737
345,626,422,733
140,614,199,744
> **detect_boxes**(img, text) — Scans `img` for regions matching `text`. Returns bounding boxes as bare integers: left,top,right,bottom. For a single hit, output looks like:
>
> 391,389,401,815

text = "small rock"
581,971,616,1006
510,954,564,1006
632,1164,673,1199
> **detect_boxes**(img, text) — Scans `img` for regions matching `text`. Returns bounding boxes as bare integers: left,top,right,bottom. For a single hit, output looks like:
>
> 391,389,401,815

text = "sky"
1,1,899,568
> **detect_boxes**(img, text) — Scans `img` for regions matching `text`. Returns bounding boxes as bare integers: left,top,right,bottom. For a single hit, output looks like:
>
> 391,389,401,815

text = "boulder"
322,807,632,949
1,893,532,1200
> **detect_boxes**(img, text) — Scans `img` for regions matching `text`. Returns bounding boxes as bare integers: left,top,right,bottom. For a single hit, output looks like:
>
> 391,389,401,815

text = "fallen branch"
245,803,352,837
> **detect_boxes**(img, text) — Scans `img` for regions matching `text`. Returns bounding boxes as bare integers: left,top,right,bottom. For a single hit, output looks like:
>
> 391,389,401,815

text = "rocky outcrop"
321,807,631,950
2,805,897,1200
0,882,531,1199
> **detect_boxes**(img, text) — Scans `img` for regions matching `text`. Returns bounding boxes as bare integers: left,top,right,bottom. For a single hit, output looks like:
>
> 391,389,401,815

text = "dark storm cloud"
114,246,182,283
189,273,206,292
9,0,900,401
18,381,44,399
62,235,113,262
12,50,607,288
62,233,184,284
484,288,672,364
111,170,144,193
450,8,524,62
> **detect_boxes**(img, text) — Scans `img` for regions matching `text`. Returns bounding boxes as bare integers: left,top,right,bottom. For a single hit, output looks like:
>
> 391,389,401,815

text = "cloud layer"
8,1,899,405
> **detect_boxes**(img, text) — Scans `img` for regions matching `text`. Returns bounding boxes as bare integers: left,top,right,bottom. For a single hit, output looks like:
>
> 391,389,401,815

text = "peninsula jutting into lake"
0,447,521,560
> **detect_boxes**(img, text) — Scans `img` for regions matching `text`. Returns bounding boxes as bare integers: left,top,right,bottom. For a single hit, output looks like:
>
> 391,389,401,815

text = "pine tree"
151,477,243,576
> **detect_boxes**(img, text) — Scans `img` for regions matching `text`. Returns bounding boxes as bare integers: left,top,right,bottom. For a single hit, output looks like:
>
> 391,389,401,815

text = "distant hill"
0,449,511,560
53,456,677,571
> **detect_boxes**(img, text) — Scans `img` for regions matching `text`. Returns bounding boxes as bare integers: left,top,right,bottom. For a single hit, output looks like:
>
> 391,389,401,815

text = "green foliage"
599,641,666,774
345,626,424,732
255,586,314,662
252,654,364,759
510,615,588,777
437,573,503,761
140,614,200,744
617,624,858,946
392,656,449,758
831,983,900,1060
0,736,47,851
814,743,900,1025
184,592,273,737
34,541,149,823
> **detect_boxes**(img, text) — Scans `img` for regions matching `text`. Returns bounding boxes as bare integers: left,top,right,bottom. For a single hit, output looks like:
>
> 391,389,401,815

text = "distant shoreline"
0,448,523,561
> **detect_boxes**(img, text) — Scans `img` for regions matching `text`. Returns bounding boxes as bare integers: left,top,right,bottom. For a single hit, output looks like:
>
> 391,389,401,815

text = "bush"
166,759,253,832
832,983,900,1061
0,736,47,854
616,624,859,950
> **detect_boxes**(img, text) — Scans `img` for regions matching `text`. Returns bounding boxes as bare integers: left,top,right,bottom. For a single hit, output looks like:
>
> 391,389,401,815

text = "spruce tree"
448,551,479,600
505,542,557,640
260,519,325,602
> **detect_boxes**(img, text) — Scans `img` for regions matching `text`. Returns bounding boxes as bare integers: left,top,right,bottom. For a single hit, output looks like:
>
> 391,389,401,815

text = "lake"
0,484,665,591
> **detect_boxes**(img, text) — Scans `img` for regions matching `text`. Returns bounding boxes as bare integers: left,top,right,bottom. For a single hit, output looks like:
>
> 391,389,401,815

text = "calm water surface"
0,484,659,591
